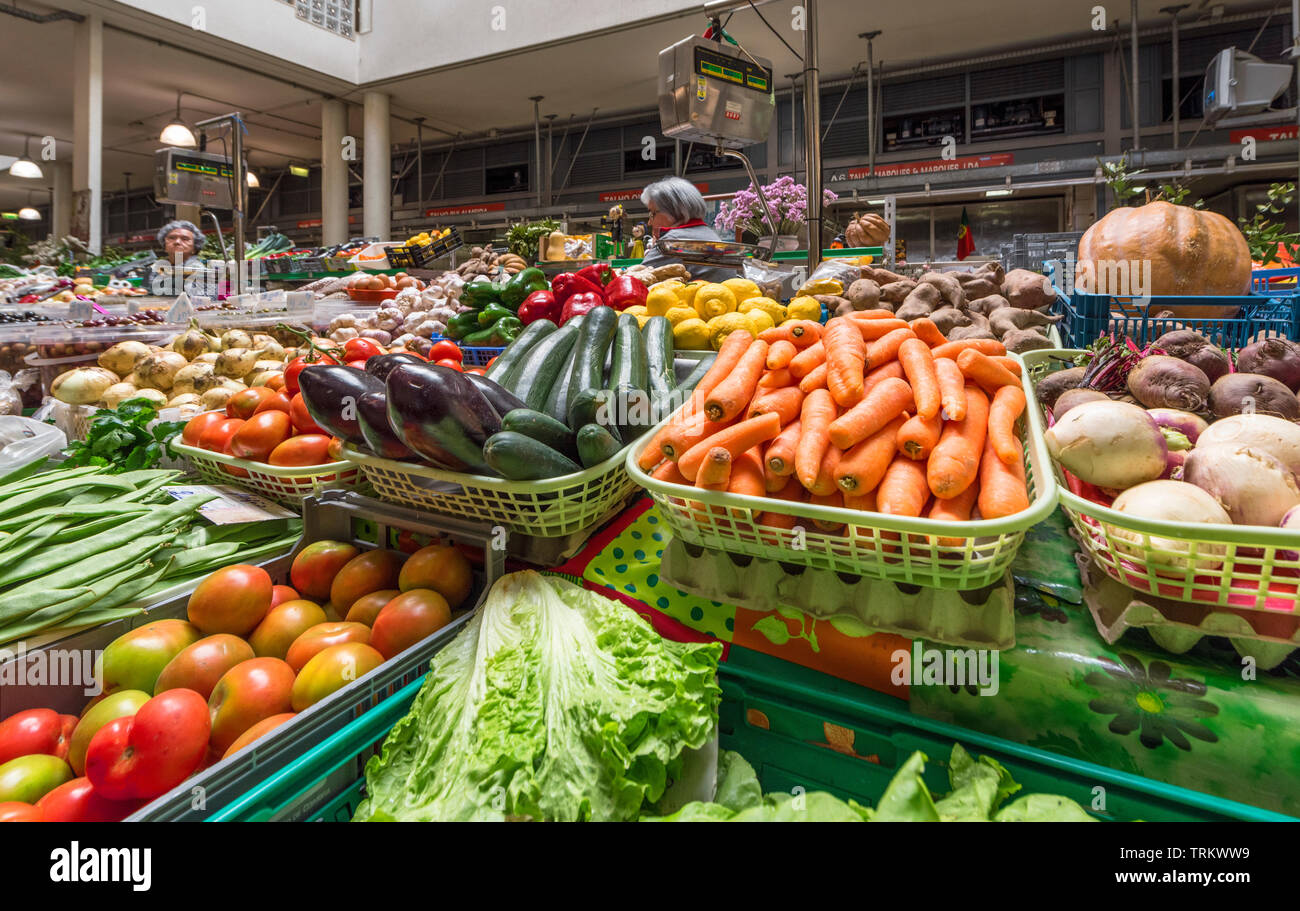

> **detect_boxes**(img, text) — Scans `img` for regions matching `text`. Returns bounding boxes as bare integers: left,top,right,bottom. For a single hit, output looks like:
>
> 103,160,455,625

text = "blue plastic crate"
1251,267,1300,295
460,345,505,367
1053,290,1297,349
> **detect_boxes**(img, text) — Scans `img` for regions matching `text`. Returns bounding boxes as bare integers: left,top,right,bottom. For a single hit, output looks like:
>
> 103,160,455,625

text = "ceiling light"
289,164,310,178
18,206,40,221
984,188,1013,197
866,198,886,205
160,92,197,148
0,213,18,220
9,137,42,179
246,170,260,188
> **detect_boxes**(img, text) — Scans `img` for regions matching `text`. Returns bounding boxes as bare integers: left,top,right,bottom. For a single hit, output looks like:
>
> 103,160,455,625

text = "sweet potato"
879,280,916,304
1002,269,1054,310
1001,328,1055,354
918,272,964,309
844,279,882,311
928,306,971,335
956,277,1000,301
967,294,1011,315
863,266,907,285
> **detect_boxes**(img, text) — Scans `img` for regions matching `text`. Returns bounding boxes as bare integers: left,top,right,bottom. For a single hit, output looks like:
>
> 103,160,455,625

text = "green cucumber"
544,316,585,423
482,431,580,481
564,306,618,417
489,319,556,384
501,408,579,461
566,388,620,443
607,313,649,396
678,356,715,393
506,323,580,411
642,315,676,420
576,423,623,468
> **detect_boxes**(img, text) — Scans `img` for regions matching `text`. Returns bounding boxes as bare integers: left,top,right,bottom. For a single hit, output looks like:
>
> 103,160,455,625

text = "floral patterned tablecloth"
542,497,1300,817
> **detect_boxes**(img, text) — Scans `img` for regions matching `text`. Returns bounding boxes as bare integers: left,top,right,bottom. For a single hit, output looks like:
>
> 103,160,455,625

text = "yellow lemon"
694,283,738,320
797,278,844,297
675,280,707,309
744,310,776,334
738,296,786,325
785,296,822,322
722,277,762,304
664,307,699,327
645,285,679,317
672,318,712,351
623,305,649,318
708,312,756,349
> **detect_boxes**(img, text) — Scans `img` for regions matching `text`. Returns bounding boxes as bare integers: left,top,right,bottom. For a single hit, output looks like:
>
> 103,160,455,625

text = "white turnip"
1184,444,1300,527
1110,480,1233,572
1044,399,1168,490
1195,413,1300,478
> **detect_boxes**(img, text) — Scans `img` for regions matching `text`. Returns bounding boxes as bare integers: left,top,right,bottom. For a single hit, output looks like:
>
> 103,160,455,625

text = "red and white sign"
295,216,357,229
600,182,709,203
847,153,1014,180
425,203,506,217
1229,125,1298,143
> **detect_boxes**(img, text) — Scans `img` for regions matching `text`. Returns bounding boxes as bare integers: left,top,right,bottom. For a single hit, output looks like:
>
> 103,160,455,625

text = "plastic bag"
0,415,66,474
799,259,863,295
743,258,799,302
0,369,40,415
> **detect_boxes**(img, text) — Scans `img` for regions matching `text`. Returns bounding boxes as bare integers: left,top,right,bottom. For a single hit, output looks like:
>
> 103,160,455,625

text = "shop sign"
296,216,357,229
425,203,507,217
599,183,709,203
842,153,1015,180
1228,125,1298,143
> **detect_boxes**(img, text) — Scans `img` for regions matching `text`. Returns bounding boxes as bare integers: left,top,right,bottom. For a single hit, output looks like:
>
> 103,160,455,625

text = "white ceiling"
0,0,1277,211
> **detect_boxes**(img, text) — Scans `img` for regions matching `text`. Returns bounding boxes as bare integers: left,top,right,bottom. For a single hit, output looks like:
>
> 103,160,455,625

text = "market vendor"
157,219,206,268
639,176,738,284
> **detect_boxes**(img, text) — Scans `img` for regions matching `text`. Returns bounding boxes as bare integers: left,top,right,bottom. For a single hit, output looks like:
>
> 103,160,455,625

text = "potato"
220,329,253,351
134,351,188,391
879,280,915,305
844,278,881,311
98,341,152,376
1002,269,1054,310
215,347,259,378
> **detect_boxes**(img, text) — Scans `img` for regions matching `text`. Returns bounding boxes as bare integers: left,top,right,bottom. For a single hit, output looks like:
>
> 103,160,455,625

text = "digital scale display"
694,46,771,94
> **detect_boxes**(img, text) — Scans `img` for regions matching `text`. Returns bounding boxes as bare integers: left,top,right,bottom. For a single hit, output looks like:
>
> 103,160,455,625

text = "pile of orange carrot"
635,310,1032,535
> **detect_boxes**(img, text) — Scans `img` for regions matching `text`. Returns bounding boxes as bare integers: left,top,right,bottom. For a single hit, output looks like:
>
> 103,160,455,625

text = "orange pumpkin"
1075,201,1251,301
845,213,890,247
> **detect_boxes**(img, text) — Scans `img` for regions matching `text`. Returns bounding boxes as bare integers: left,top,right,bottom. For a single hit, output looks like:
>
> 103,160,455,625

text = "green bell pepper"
491,317,523,345
461,280,505,310
477,302,514,327
445,311,481,340
501,267,549,309
462,326,498,346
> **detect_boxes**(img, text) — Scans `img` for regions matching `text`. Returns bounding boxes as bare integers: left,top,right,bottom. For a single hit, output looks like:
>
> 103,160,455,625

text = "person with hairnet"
639,176,737,284
157,219,206,267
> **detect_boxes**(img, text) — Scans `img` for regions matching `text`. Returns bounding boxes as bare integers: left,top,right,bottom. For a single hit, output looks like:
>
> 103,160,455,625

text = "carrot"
927,385,990,500
978,433,1030,519
788,341,826,380
843,489,877,512
660,409,731,462
758,510,798,532
809,490,846,533
763,454,788,492
748,386,805,426
987,385,1027,465
695,447,733,489
863,361,906,396
651,459,690,485
827,377,914,451
834,414,907,494
990,356,1023,377
824,317,868,408
798,362,829,393
726,448,766,498
934,358,966,421
956,348,1020,395
898,338,940,419
876,454,930,518
766,339,797,370
677,411,782,482
897,412,942,461
794,389,837,491
704,339,769,422
760,320,823,348
928,482,978,546
908,317,947,348
765,419,801,476
758,477,805,534
759,368,795,389
846,309,900,321
807,445,843,497
929,338,1006,361
851,318,910,340
865,327,918,370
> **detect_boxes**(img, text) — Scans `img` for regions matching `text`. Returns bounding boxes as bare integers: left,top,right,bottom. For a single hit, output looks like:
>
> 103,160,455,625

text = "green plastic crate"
208,643,1287,822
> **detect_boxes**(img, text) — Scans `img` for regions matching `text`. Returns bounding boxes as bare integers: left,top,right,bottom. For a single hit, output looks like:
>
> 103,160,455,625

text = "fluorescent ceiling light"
289,164,310,178
866,198,886,205
0,213,18,220
160,92,197,148
18,207,40,220
246,171,260,188
984,188,1013,197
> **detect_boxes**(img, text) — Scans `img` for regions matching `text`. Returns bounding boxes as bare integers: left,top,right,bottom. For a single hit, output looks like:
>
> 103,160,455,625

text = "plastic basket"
344,442,639,539
459,345,505,367
1024,348,1300,613
129,491,505,821
172,438,362,507
1251,267,1300,295
626,357,1057,589
1052,289,1297,350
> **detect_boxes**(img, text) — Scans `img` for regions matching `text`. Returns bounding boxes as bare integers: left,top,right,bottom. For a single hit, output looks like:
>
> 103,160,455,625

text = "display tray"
172,438,363,507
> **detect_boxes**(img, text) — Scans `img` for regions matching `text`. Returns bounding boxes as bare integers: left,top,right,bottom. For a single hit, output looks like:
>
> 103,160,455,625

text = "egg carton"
1077,553,1299,670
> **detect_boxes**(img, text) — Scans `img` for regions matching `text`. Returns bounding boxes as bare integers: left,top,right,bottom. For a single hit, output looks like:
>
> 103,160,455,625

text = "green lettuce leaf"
994,794,1097,822
713,750,763,813
870,752,941,821
352,571,722,822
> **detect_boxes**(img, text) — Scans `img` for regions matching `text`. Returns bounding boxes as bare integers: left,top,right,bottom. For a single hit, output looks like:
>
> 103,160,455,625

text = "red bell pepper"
560,291,604,325
552,272,606,307
517,289,560,325
576,263,614,287
603,275,648,312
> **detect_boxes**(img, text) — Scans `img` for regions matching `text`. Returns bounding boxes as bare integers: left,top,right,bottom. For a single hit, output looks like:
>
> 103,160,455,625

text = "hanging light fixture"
9,136,42,179
246,170,260,188
18,191,40,221
159,92,197,148
289,163,310,178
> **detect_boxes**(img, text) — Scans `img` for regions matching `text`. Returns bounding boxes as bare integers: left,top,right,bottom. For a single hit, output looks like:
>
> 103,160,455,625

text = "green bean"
0,518,45,553
117,473,183,504
85,560,172,613
0,456,49,488
0,532,176,620
0,589,99,646
0,465,103,498
0,503,151,534
0,519,73,573
65,491,113,507
45,605,145,633
48,514,145,545
0,476,139,521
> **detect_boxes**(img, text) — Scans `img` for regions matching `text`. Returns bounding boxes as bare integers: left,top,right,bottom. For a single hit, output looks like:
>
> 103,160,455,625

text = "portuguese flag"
956,207,975,261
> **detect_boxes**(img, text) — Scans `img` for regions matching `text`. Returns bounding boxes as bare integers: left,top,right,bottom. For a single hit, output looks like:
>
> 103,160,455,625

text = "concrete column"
72,13,103,254
321,99,348,247
362,91,390,240
51,161,72,240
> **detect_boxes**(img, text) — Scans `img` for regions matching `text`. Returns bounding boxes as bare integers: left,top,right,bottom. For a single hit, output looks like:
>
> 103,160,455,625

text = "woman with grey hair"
639,176,737,283
156,219,206,267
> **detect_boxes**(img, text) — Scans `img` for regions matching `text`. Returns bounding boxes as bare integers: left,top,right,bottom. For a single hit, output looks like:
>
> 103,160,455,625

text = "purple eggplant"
297,365,383,445
463,373,527,419
365,352,428,385
385,363,501,474
357,390,414,460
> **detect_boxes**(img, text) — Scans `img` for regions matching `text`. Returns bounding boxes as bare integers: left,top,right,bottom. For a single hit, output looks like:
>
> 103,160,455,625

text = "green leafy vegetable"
62,398,186,472
353,570,722,822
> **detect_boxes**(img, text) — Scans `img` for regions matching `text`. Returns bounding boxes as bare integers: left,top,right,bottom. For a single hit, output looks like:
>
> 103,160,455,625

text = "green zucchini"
678,355,715,393
544,316,584,423
607,313,649,396
567,388,620,442
506,323,580,411
576,423,623,468
482,431,580,480
489,319,556,385
564,306,618,416
501,408,579,461
642,315,676,420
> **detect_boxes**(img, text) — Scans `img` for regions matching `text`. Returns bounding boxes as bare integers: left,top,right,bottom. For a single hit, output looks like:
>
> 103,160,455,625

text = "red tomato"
291,643,385,711
198,418,244,453
230,411,293,462
370,589,452,660
270,584,300,608
485,356,498,370
187,564,274,637
182,411,226,447
346,359,368,370
268,434,333,467
252,391,292,416
344,337,385,362
285,353,340,397
36,777,143,822
0,710,76,766
428,340,462,362
226,387,276,420
84,689,211,801
288,393,325,434
0,801,41,822
465,367,487,376
434,359,463,371
265,374,287,392
327,437,346,460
